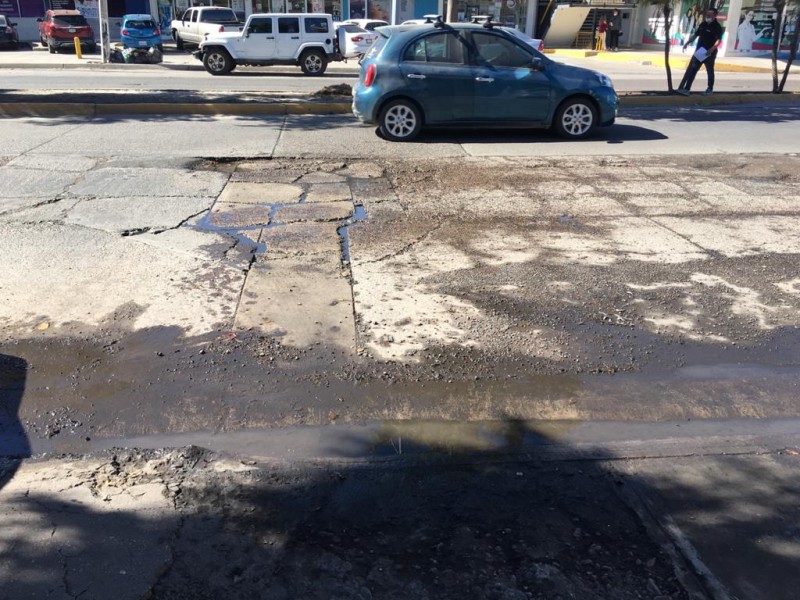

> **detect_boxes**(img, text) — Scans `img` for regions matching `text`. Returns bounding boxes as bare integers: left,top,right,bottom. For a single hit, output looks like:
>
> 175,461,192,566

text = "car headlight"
595,73,614,88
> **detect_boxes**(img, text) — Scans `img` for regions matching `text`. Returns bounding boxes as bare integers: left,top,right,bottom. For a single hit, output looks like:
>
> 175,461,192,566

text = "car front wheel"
378,99,423,142
553,97,597,139
300,49,327,76
203,48,234,75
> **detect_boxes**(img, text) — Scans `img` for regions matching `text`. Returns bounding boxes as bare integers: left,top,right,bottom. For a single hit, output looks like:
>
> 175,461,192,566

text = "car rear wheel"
553,97,596,139
300,49,327,76
47,39,55,53
175,32,184,51
378,99,423,142
203,48,234,75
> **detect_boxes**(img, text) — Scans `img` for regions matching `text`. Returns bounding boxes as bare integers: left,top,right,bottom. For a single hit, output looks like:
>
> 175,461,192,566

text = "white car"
335,23,377,58
500,26,545,52
401,14,441,25
339,18,388,31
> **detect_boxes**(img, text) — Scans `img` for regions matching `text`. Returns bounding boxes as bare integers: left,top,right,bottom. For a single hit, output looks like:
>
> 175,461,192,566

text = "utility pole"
98,0,110,63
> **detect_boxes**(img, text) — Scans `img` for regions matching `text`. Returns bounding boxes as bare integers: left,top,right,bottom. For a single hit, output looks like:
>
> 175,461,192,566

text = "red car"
37,10,96,54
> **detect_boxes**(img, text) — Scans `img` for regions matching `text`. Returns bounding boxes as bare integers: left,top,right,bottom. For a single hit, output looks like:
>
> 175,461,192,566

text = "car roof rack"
424,14,444,25
470,15,493,23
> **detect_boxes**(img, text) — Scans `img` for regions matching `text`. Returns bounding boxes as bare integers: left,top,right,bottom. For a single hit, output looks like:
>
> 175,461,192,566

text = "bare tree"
773,1,800,92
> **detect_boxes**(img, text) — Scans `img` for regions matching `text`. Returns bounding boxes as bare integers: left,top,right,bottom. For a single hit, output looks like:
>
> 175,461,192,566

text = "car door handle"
291,36,299,39
475,77,495,83
266,36,274,39
407,73,426,79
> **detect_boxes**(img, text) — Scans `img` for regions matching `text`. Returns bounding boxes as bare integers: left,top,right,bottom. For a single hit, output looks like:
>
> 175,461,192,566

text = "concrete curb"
0,92,797,118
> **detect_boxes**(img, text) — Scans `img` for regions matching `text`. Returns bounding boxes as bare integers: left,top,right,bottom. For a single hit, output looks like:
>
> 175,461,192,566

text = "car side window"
248,17,272,35
278,18,300,34
402,32,466,64
190,10,198,23
470,32,532,68
305,17,329,33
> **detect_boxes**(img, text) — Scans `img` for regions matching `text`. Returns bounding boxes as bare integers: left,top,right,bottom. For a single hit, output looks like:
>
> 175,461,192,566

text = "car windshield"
125,19,155,29
366,21,388,30
53,15,88,26
200,9,238,23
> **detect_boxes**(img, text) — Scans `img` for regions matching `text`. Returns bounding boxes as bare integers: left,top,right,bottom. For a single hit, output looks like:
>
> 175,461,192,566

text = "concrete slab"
66,196,214,234
68,168,228,198
0,221,244,335
701,195,800,213
654,216,800,257
296,172,346,184
349,178,398,205
5,154,98,172
272,201,353,224
260,222,342,258
305,182,352,203
0,458,178,600
624,195,714,215
208,204,270,228
0,167,79,200
0,197,83,223
335,162,385,179
0,118,89,155
27,115,283,158
234,253,355,350
621,453,800,600
216,181,302,205
133,227,246,264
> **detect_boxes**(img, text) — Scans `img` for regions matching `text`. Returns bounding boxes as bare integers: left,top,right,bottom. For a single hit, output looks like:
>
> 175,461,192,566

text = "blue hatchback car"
352,19,617,141
121,14,162,51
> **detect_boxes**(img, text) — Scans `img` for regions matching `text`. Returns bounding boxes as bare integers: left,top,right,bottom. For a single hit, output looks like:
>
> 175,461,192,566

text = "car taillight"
154,27,160,36
218,25,225,32
538,41,544,51
352,36,363,42
364,63,376,87
4,26,11,33
121,28,128,35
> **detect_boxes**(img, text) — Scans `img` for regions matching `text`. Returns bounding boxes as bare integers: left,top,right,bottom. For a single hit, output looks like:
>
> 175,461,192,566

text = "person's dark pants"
679,52,716,91
606,30,620,49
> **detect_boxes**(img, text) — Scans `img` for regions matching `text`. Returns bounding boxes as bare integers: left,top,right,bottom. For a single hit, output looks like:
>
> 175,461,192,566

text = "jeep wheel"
203,48,234,75
175,32,184,51
47,39,55,54
300,49,327,76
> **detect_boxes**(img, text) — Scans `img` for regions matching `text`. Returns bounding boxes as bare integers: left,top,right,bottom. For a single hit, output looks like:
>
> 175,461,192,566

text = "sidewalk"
0,43,798,117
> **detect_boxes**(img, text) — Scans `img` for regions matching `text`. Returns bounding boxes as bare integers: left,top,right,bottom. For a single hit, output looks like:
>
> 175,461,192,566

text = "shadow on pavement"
2,415,799,599
0,353,29,490
626,102,800,123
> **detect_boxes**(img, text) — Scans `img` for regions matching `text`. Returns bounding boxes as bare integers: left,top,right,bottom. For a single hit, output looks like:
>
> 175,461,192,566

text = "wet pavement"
2,149,800,599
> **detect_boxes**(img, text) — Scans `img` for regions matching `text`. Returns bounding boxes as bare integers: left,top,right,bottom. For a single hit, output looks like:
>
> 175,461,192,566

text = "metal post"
98,0,110,63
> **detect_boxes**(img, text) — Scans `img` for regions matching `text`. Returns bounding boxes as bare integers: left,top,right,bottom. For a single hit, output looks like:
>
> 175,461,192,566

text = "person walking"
606,10,621,51
677,7,724,96
596,17,607,51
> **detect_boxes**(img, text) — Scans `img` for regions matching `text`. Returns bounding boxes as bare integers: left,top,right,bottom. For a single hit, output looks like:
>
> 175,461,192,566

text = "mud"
2,153,800,453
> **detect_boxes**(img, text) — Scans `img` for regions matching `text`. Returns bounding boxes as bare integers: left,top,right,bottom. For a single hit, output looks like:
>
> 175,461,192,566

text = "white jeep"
196,13,341,76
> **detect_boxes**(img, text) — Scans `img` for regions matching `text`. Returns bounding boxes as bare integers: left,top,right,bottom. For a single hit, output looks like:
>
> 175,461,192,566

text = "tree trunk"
771,1,786,92
778,8,800,91
664,5,674,91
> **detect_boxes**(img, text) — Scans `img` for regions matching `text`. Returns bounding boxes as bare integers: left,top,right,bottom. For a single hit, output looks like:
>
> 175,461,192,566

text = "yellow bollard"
74,37,82,59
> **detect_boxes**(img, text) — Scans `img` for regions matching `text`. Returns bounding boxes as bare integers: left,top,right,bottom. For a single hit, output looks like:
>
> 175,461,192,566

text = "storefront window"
325,0,342,20
455,0,527,29
368,0,390,21
350,0,364,19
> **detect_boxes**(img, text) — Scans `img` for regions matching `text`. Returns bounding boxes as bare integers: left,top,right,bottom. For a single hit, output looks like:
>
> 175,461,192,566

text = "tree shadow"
0,353,29,491
625,102,800,123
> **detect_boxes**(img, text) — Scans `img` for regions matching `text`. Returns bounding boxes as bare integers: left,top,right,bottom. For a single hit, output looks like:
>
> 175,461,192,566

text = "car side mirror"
36,17,43,22
530,57,546,71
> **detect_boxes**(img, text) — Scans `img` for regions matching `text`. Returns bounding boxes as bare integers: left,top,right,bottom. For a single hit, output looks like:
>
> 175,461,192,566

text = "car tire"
47,39,55,54
157,44,164,53
300,49,328,76
552,97,597,139
175,33,184,51
203,47,234,75
378,99,423,142
87,43,97,53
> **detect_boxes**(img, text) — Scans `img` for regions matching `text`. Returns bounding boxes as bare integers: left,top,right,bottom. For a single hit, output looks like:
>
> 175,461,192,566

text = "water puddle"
338,204,368,264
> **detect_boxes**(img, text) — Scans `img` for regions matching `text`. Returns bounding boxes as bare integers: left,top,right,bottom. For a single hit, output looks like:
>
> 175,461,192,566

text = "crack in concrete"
356,219,447,266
